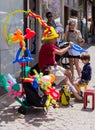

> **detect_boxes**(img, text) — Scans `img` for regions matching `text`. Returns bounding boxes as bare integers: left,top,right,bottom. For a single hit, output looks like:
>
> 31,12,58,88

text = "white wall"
0,0,23,76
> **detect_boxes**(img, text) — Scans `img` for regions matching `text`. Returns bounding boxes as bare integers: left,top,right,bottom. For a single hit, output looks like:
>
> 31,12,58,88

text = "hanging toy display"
8,28,35,63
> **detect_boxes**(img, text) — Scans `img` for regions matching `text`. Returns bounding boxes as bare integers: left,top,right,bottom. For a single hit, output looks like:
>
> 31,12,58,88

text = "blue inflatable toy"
13,48,34,63
68,44,88,56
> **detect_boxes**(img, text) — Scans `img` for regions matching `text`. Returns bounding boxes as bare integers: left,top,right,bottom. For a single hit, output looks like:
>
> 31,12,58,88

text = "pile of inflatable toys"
0,69,60,115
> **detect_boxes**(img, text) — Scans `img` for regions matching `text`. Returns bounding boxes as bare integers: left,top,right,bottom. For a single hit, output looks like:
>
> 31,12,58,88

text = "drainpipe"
36,0,42,52
23,0,28,47
83,0,88,43
92,1,95,21
60,0,64,27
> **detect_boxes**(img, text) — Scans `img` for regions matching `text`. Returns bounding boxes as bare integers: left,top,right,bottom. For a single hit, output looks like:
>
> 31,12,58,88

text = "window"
42,0,61,24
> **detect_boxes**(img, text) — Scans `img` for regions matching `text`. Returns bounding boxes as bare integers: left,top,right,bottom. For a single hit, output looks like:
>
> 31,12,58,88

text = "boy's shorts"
48,65,66,85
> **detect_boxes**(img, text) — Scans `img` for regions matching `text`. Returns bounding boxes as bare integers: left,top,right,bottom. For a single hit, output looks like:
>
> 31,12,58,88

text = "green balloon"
12,84,20,91
8,40,13,45
9,33,13,39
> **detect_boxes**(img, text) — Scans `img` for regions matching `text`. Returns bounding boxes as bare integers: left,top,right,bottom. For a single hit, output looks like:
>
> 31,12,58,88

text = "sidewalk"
0,42,95,130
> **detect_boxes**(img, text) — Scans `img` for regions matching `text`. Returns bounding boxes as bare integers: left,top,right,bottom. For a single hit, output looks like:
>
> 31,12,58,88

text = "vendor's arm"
54,42,73,56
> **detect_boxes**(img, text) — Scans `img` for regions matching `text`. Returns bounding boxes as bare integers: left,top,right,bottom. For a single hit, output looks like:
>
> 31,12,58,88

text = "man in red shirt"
39,42,59,72
38,27,84,101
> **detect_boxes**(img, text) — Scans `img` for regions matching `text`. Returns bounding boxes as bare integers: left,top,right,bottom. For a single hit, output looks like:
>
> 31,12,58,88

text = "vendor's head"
42,27,59,44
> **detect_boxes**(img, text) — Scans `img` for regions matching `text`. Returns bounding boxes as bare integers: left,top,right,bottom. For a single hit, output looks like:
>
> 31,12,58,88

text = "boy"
73,53,92,97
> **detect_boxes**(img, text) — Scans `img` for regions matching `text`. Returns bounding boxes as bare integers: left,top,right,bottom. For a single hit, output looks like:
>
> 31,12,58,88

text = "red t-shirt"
38,42,59,71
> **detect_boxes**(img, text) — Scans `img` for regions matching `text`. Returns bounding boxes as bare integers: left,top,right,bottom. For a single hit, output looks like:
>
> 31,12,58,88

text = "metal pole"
60,0,64,27
23,0,27,47
23,0,28,77
83,0,88,43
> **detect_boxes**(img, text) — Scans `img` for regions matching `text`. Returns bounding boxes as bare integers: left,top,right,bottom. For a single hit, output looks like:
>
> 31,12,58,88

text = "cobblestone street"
0,42,95,130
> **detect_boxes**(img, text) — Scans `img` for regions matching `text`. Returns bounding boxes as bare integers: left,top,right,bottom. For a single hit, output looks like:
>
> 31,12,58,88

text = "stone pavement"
0,42,95,130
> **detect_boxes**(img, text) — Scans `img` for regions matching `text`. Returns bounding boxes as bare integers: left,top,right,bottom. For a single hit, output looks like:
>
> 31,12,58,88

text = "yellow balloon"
48,74,55,83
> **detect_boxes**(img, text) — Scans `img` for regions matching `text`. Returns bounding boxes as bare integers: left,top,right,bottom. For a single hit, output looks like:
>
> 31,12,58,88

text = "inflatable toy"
40,81,51,90
45,95,59,109
0,74,27,108
8,28,35,63
45,87,60,100
4,10,26,40
41,27,59,41
32,78,39,89
48,74,55,83
23,78,34,83
25,10,51,39
68,44,88,56
8,82,24,99
41,75,51,82
13,48,34,63
4,9,50,41
7,73,17,84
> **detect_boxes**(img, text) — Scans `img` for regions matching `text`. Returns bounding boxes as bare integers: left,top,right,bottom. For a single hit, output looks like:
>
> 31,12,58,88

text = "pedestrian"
46,11,57,29
90,20,95,35
73,53,92,97
38,26,83,100
64,20,85,80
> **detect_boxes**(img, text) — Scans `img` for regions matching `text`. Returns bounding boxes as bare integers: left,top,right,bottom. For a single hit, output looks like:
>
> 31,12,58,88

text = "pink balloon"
41,75,51,82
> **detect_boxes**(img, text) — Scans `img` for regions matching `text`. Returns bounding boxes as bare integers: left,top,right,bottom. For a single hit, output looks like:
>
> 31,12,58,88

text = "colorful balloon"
45,87,60,100
4,10,27,40
12,29,24,42
41,75,51,82
13,48,34,63
72,44,87,53
48,74,55,83
24,28,36,39
68,44,88,56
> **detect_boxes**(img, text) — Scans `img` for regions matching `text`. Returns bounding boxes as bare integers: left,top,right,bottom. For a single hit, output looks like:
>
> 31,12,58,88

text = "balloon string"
26,10,51,38
4,9,51,40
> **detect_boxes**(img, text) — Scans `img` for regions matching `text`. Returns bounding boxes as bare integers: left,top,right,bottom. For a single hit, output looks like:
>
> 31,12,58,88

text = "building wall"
64,0,79,29
0,0,42,77
0,0,23,76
